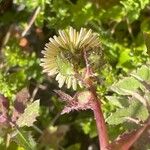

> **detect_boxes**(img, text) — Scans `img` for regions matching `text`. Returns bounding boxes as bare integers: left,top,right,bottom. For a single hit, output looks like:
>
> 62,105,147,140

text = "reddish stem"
91,95,109,150
83,49,109,149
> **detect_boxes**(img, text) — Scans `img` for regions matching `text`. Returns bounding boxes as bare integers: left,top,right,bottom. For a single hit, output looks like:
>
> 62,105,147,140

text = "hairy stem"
91,93,109,150
86,83,109,149
83,49,109,149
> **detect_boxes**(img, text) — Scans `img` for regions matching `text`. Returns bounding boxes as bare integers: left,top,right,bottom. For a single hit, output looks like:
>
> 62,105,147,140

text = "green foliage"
14,130,36,150
66,143,81,150
105,65,150,148
106,65,150,127
78,117,97,138
0,38,42,99
45,0,96,29
12,129,36,150
132,65,150,81
106,100,149,125
110,76,143,96
106,95,129,108
99,0,150,22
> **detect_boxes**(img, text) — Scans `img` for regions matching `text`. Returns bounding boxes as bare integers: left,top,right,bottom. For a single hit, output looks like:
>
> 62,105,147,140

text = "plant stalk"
91,96,109,150
86,81,109,149
83,49,109,149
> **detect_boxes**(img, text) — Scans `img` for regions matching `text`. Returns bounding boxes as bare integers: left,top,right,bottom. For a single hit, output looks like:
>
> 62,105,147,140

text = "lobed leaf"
12,129,36,150
16,100,40,127
106,95,129,108
106,100,149,125
111,77,142,95
131,65,150,82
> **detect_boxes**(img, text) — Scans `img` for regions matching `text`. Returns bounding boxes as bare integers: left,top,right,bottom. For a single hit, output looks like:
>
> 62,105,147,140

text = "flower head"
40,27,100,90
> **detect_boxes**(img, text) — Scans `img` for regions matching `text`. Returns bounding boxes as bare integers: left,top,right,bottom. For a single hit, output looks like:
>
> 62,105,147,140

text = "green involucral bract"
40,27,101,90
56,52,74,76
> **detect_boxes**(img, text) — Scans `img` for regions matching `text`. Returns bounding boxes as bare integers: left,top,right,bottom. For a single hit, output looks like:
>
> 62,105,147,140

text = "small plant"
0,88,40,149
41,27,150,150
1,0,150,149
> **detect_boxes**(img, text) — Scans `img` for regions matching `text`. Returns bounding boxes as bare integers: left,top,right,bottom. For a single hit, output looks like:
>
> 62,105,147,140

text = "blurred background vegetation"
0,0,150,149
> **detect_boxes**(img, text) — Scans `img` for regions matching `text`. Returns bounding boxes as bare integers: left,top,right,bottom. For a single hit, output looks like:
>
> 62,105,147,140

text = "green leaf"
56,52,74,76
11,129,36,150
66,143,81,150
131,65,150,82
118,49,131,65
111,77,141,95
16,100,40,127
106,100,149,125
106,95,129,108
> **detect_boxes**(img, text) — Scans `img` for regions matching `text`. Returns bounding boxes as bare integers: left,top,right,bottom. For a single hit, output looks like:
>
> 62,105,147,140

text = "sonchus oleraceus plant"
40,27,150,150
